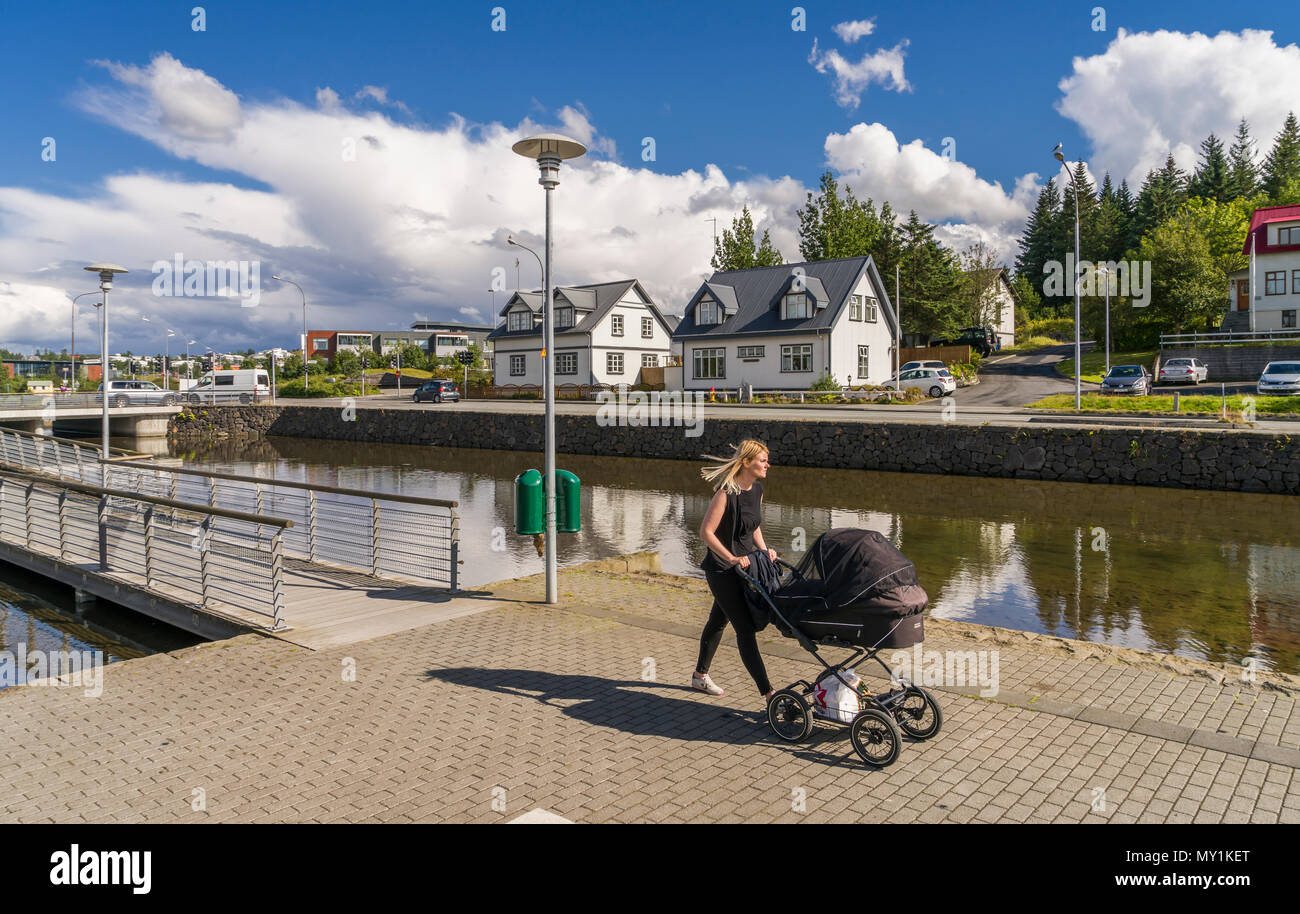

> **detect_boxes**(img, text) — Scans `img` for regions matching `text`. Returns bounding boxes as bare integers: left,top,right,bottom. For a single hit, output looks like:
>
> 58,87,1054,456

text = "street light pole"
1054,145,1082,410
272,275,309,391
1098,265,1112,376
84,264,127,477
70,291,99,388
512,134,587,605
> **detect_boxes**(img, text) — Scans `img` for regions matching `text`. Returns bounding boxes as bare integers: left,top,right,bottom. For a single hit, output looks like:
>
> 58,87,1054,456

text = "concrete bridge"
0,393,176,437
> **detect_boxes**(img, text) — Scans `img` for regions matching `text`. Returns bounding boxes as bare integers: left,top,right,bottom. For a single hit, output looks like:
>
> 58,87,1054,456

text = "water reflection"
170,436,1300,673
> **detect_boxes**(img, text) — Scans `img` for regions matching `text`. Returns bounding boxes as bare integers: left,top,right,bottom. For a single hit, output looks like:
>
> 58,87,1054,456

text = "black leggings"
695,569,772,695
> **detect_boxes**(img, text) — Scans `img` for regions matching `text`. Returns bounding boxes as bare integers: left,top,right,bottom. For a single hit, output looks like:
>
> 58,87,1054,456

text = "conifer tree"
1261,112,1300,202
1188,133,1230,203
711,205,783,271
1227,118,1260,201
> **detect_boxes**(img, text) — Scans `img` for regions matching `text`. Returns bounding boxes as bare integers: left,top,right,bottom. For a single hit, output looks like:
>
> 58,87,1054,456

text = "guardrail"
0,425,460,590
0,465,290,630
1160,330,1300,347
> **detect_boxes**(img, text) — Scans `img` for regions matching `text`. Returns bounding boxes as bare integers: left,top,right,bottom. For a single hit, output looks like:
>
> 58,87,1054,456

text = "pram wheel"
767,689,814,742
893,686,943,740
849,709,902,768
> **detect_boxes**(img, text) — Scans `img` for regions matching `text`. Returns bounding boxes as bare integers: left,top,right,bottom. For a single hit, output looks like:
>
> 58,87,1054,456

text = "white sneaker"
692,672,724,696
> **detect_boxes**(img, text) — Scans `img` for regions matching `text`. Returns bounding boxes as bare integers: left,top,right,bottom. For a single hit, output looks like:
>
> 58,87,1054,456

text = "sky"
1,0,1298,356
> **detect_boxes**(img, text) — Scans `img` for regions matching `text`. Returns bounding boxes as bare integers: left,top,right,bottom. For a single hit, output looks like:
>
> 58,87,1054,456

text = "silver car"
96,379,179,407
1257,361,1300,396
1158,357,1208,385
1100,365,1152,395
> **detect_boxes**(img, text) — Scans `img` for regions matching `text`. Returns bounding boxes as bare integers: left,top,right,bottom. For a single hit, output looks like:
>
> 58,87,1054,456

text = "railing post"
98,494,109,571
371,498,381,576
255,484,265,549
57,489,68,557
199,515,212,607
208,476,217,508
23,481,35,549
269,526,286,631
449,511,459,592
143,505,155,586
308,490,318,562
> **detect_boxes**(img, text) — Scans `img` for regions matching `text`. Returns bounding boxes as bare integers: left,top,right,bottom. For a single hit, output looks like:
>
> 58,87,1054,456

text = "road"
953,343,1096,406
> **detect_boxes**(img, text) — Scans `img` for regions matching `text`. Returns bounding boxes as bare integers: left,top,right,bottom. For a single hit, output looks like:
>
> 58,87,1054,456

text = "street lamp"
70,291,100,387
141,317,177,388
84,263,128,476
271,275,309,391
1097,265,1113,376
1053,144,1082,410
511,133,587,605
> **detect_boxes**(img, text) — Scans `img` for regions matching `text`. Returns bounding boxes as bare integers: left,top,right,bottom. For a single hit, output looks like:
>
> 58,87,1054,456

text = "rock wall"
168,405,1300,494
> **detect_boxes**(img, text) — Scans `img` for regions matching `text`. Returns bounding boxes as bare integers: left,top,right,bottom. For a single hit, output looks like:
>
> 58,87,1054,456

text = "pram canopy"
765,529,928,647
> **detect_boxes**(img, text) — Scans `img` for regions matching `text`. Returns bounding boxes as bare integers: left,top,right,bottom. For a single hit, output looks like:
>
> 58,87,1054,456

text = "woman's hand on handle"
767,548,777,562
731,554,751,570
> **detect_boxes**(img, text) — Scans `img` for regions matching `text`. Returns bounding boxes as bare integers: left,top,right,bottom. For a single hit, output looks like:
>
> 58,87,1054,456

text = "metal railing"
0,426,460,590
1161,330,1300,347
0,465,290,630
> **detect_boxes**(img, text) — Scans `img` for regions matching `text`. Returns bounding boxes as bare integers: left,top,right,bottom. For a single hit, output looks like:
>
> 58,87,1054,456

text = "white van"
186,368,271,404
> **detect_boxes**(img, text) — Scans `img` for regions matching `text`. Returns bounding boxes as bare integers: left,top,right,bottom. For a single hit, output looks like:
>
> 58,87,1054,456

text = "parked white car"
1158,357,1208,385
95,379,179,407
900,360,948,373
895,368,956,398
1256,361,1300,396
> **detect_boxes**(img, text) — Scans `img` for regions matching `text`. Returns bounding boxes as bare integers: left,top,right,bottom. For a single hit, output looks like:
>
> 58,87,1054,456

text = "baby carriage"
736,528,942,768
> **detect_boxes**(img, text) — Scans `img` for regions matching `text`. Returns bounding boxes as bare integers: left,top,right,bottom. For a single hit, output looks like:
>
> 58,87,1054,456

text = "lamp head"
1052,143,1066,165
512,133,587,189
85,262,128,291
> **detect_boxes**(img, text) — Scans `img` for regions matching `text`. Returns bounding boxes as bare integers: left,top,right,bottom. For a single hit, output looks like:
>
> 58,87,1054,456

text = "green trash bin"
555,469,581,533
515,468,544,535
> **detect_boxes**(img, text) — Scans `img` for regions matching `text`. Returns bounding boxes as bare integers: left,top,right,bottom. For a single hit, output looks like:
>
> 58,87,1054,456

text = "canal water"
157,435,1300,675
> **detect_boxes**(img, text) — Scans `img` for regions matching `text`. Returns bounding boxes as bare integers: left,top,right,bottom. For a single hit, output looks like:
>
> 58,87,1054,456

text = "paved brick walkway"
1,565,1297,823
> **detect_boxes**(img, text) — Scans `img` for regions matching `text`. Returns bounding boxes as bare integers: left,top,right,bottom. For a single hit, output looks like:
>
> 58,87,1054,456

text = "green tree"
711,205,783,271
1188,133,1231,203
279,353,305,379
240,356,258,369
796,172,884,261
1137,215,1227,334
1130,155,1189,247
1227,118,1260,201
897,210,964,337
1015,178,1062,314
1261,112,1300,202
330,349,362,377
394,342,428,371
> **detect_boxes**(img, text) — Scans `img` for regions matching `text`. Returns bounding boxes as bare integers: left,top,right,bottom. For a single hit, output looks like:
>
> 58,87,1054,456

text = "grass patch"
1028,393,1300,415
1056,349,1157,384
1002,335,1061,353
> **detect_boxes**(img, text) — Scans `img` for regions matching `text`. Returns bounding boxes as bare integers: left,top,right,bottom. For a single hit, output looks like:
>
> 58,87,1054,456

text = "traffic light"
456,350,475,366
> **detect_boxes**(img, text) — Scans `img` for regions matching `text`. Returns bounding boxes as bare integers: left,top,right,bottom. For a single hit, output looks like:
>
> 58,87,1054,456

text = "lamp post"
70,291,99,388
1097,265,1112,376
272,275,309,391
84,263,128,475
1053,145,1082,410
141,317,176,388
511,133,586,605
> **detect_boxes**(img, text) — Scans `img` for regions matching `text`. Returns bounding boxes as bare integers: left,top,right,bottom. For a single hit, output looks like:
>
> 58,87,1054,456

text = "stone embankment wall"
168,406,1300,494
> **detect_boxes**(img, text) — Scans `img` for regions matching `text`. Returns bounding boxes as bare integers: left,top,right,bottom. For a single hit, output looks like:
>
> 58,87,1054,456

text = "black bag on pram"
766,528,927,648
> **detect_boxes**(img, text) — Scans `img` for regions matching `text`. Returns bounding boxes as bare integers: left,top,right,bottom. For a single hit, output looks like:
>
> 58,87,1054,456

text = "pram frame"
736,558,916,724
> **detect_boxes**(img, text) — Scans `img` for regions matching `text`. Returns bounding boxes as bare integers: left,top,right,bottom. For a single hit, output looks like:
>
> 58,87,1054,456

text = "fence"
0,464,290,630
1160,330,1300,348
0,426,461,590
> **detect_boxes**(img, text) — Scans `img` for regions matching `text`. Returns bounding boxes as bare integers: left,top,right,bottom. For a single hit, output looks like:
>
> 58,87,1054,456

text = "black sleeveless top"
700,482,763,573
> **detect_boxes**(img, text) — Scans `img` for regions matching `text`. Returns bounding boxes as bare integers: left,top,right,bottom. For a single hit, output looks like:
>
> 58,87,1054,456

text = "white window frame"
508,310,532,332
857,345,870,379
641,353,658,368
850,295,862,321
611,314,624,336
607,352,624,375
641,316,653,338
556,352,577,375
737,345,765,360
862,297,879,322
783,293,810,320
697,298,721,326
693,347,725,380
509,354,526,376
555,307,574,330
781,343,813,373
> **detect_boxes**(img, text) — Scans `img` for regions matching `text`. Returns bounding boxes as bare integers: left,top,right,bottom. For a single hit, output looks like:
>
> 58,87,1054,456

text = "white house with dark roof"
671,256,899,391
487,279,675,386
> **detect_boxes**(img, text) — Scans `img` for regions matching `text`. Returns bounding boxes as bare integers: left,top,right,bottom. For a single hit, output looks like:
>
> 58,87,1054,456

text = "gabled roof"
673,255,897,339
1243,204,1300,254
499,291,544,316
486,279,673,341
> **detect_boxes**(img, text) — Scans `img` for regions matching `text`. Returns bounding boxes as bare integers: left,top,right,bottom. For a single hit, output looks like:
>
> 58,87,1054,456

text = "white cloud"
833,19,876,44
1057,28,1300,185
356,85,412,115
824,123,1034,264
89,53,243,141
809,37,910,109
316,87,341,111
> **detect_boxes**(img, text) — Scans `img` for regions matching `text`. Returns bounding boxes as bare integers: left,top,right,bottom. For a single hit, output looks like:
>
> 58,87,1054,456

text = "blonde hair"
701,439,769,494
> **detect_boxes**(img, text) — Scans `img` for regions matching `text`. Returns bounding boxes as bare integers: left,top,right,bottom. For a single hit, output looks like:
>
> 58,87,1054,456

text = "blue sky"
2,0,1298,354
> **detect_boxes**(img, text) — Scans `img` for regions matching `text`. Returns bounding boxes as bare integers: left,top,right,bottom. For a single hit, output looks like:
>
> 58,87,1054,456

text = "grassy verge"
1001,336,1062,353
1056,349,1157,384
1027,392,1300,416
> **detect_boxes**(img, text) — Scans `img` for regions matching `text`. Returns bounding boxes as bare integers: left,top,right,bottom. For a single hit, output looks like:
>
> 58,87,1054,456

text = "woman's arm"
700,489,746,568
751,488,777,561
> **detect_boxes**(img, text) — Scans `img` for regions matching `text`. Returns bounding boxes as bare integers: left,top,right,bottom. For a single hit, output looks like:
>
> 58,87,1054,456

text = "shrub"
810,372,841,392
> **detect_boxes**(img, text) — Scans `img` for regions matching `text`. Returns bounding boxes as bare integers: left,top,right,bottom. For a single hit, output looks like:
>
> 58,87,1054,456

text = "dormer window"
556,306,574,329
782,292,810,320
508,310,532,332
697,297,722,325
1279,226,1299,245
